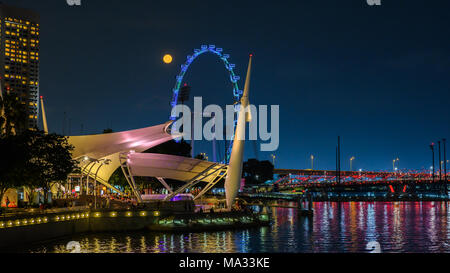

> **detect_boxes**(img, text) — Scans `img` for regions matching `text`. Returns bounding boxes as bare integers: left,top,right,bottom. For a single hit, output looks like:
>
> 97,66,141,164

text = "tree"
195,153,206,160
28,131,78,203
108,167,174,194
0,93,29,136
108,140,193,194
144,139,191,157
243,159,274,185
0,134,34,205
102,128,113,134
0,95,5,135
0,131,78,204
108,168,129,189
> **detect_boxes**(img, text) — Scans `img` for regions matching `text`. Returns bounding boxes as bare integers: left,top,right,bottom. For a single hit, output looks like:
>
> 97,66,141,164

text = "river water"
18,202,450,253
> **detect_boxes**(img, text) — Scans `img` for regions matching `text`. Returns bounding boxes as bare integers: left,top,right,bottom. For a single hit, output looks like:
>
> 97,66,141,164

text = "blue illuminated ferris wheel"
170,45,243,163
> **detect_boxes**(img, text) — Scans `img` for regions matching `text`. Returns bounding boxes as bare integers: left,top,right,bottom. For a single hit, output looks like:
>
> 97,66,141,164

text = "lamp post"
79,156,95,196
311,155,314,170
439,141,442,181
350,156,355,172
94,159,111,209
430,143,435,183
337,136,341,184
393,158,399,172
271,154,276,167
444,138,447,194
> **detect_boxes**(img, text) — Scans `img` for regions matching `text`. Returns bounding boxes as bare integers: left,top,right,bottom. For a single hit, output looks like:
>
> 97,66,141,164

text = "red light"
389,185,395,193
40,96,43,99
249,54,253,57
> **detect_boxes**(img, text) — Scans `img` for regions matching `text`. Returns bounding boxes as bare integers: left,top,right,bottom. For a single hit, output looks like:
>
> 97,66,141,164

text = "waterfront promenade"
0,199,270,250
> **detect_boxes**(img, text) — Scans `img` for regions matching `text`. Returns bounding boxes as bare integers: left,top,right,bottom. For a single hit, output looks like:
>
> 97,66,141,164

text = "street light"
271,154,276,167
430,143,435,182
310,155,314,170
350,157,355,172
393,158,399,171
444,139,447,188
438,141,442,181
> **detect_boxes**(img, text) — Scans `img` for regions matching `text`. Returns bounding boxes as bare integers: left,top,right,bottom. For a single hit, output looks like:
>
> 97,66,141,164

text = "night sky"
7,0,449,171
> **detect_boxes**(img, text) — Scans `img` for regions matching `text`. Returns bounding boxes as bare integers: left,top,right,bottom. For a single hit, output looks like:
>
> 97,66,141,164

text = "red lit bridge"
269,169,449,198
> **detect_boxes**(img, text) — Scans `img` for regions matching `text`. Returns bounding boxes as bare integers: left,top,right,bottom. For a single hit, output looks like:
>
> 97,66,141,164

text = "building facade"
0,4,40,130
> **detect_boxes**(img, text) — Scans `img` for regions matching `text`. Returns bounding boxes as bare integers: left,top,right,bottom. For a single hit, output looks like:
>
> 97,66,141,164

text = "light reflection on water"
22,201,450,253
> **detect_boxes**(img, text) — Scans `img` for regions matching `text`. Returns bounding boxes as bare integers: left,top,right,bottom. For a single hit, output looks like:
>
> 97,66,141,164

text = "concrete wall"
0,219,90,250
0,210,158,250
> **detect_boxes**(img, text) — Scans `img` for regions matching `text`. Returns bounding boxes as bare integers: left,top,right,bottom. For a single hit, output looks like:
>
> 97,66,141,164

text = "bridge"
271,169,449,196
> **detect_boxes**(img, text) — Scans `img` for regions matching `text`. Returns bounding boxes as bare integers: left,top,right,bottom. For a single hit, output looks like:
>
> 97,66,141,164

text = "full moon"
163,54,173,64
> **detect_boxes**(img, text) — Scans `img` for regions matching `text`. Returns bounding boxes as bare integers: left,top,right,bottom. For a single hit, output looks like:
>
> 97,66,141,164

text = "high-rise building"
0,4,40,130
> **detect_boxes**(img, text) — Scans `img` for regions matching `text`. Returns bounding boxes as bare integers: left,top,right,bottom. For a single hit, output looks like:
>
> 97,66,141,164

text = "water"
17,202,450,253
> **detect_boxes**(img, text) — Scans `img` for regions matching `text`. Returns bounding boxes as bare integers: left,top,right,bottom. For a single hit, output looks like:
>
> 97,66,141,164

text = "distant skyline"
7,0,449,171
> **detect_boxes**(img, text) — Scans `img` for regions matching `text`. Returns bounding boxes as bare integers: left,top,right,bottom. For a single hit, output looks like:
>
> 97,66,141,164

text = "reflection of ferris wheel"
170,45,243,163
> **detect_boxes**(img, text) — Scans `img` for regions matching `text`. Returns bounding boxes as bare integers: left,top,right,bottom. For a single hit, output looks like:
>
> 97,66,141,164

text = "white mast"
40,95,48,134
224,54,253,209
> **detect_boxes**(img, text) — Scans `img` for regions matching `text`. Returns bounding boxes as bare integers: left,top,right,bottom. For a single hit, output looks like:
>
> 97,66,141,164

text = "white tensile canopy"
68,122,175,194
127,153,226,183
68,122,227,201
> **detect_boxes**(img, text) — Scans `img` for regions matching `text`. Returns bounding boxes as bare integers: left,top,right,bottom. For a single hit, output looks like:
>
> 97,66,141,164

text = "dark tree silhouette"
144,139,191,157
0,131,77,204
0,93,30,136
243,159,274,185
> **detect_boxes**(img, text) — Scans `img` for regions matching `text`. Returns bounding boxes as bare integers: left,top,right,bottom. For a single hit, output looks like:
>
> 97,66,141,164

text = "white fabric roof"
127,153,227,183
68,122,176,188
69,121,174,159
